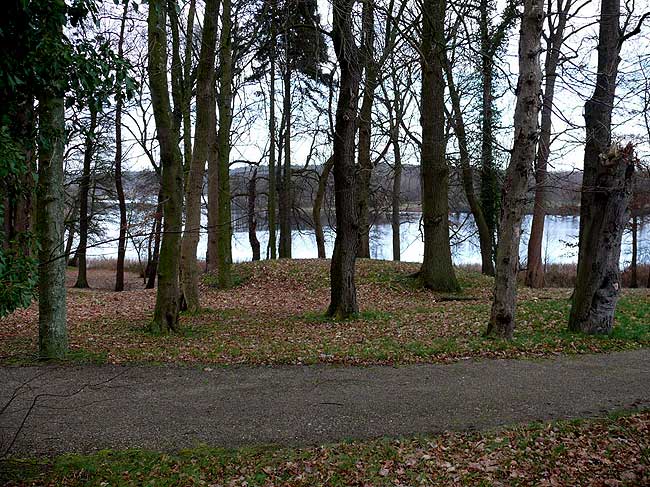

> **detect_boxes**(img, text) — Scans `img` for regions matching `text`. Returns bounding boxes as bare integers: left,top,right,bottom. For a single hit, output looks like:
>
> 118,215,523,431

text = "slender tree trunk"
328,0,361,319
180,0,218,311
526,5,569,288
216,0,233,288
391,129,402,262
115,0,129,292
278,59,292,258
248,169,261,261
314,156,334,258
444,51,494,276
569,0,629,335
181,0,196,176
146,188,163,289
357,0,376,259
486,0,544,339
36,30,68,359
74,108,98,289
148,0,184,333
630,214,638,288
419,0,459,292
268,40,278,260
479,1,499,251
64,227,75,263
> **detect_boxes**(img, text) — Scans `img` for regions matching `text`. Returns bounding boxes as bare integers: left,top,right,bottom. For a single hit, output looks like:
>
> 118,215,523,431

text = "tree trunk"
146,187,163,289
569,145,635,332
630,214,638,288
314,156,334,258
148,0,184,333
486,0,544,339
278,59,292,258
268,37,278,260
180,0,218,312
205,82,219,272
248,169,261,261
479,0,499,251
216,0,233,288
36,70,68,359
115,0,129,292
569,0,627,335
328,0,361,319
526,4,569,288
181,0,196,176
444,51,494,276
391,127,402,262
419,0,459,292
74,107,98,289
357,0,376,259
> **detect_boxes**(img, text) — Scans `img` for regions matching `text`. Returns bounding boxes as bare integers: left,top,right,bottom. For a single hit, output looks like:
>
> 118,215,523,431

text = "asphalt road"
1,349,649,456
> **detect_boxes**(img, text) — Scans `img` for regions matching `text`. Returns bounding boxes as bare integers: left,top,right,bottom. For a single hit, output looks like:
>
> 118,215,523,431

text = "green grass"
4,412,648,487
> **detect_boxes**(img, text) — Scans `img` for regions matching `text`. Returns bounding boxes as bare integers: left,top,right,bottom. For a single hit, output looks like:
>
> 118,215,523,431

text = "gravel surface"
1,349,649,456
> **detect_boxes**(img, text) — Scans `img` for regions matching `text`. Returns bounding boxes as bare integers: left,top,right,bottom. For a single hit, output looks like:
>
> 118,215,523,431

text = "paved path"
1,350,649,456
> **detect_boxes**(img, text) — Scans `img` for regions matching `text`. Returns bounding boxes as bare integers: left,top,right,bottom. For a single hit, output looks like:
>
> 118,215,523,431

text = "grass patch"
4,412,649,486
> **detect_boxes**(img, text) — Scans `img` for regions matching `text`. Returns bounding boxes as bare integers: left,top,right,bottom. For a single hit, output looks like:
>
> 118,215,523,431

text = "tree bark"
419,0,459,292
569,145,635,333
115,0,129,292
181,0,196,176
216,0,233,288
148,0,184,333
569,0,628,335
248,169,261,261
357,0,376,259
145,187,163,289
180,0,218,312
328,0,361,319
36,24,68,359
313,156,334,259
486,0,544,339
205,82,219,272
74,107,98,289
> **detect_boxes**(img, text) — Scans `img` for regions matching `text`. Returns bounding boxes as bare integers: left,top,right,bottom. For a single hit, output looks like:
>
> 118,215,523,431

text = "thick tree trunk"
278,61,292,258
444,52,494,276
630,214,638,288
248,169,261,261
314,156,334,259
268,44,277,260
486,0,544,339
74,108,98,289
328,0,361,319
180,0,218,312
569,0,626,335
357,0,376,259
115,0,129,292
148,0,184,333
181,0,196,176
205,83,219,272
36,86,68,359
216,0,233,288
569,145,635,333
419,0,459,292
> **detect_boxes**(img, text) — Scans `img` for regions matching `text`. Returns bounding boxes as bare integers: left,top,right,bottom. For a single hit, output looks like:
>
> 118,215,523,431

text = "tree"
568,0,644,334
418,0,459,292
180,0,218,311
148,0,185,333
35,0,70,358
486,0,544,339
328,0,361,318
526,0,582,288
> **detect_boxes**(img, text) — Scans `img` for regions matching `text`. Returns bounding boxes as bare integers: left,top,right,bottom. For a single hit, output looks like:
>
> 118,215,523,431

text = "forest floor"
1,259,648,366
1,259,649,486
